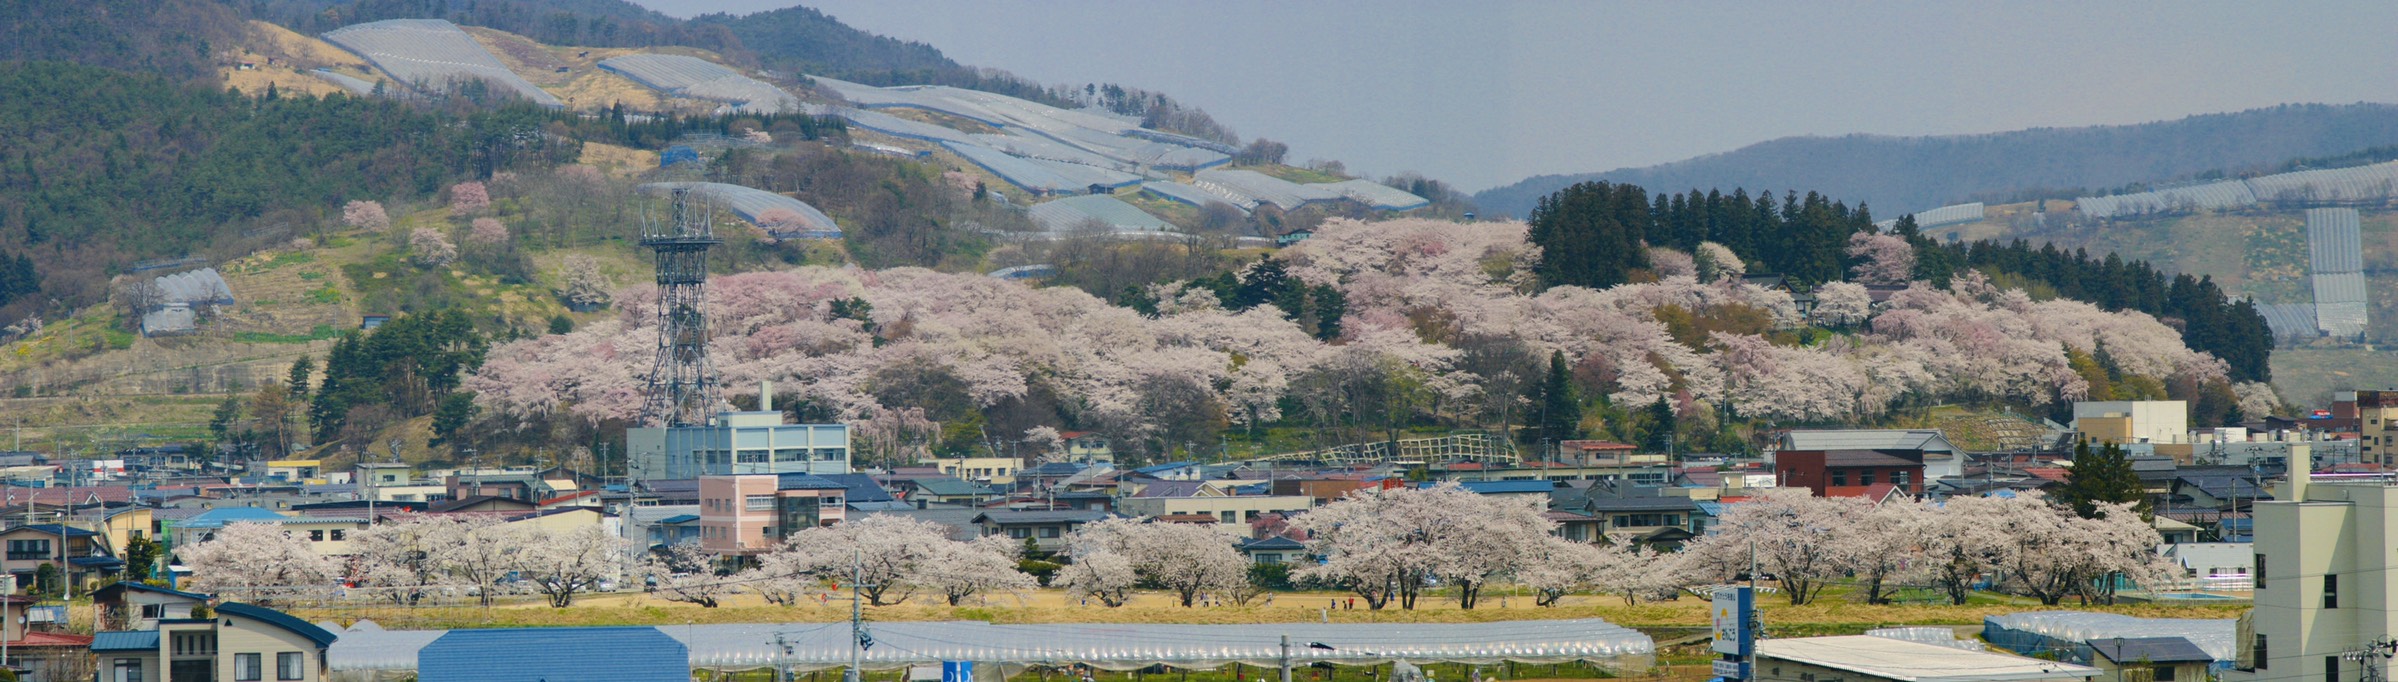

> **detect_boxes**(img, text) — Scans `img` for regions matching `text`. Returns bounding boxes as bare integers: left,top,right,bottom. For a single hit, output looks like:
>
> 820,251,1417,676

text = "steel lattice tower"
639,187,724,427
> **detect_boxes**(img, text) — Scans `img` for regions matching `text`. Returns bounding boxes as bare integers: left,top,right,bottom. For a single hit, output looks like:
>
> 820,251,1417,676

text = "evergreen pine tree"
2055,439,2151,519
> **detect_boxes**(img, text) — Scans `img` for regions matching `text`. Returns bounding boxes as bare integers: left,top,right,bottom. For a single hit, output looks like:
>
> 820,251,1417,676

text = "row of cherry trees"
469,216,2277,464
172,487,2171,611
1682,488,2174,606
179,516,630,608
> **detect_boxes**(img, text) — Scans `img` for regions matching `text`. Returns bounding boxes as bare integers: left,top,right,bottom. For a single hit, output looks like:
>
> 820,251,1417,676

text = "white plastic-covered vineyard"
598,54,799,114
321,19,562,107
2076,160,2398,218
326,619,1656,679
640,182,841,238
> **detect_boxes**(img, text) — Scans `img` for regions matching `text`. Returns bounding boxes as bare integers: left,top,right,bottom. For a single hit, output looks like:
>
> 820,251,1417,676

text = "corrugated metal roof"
1779,430,1954,453
419,627,688,682
91,630,159,652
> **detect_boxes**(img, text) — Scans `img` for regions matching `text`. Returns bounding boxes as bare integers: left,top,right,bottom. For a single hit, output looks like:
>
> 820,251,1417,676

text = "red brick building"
1772,449,1925,497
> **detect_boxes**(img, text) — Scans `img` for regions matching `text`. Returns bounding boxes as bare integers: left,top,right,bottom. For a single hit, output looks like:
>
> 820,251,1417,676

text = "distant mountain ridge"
1474,103,2398,219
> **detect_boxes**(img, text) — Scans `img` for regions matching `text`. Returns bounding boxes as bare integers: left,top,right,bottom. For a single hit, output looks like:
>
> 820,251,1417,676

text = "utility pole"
1279,635,1293,682
847,548,872,682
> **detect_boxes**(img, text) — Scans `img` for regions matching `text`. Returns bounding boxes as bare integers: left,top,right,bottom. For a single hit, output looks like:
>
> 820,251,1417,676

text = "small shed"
2088,637,2211,682
418,626,688,682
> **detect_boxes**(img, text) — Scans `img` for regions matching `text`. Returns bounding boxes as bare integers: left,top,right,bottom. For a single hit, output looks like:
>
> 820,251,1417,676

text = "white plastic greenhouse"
326,619,1656,680
1981,612,2236,663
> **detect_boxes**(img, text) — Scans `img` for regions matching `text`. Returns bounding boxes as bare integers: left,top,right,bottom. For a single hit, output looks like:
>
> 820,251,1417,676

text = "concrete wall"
2075,401,2190,445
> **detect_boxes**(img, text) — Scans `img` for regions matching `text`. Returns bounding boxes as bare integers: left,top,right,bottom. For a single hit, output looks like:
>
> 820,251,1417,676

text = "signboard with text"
1710,587,1754,656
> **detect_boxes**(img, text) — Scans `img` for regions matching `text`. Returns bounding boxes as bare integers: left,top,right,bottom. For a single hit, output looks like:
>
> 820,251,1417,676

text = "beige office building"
2238,473,2398,681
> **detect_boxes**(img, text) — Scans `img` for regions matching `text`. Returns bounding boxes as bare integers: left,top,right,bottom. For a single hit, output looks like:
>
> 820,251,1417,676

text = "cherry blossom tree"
1922,494,2018,605
777,514,950,605
915,535,1035,605
1648,247,1696,279
441,516,531,607
1590,544,1688,605
743,542,821,607
558,255,613,310
1846,231,1915,286
1517,537,1610,606
409,227,458,267
1811,281,1872,328
448,181,490,214
1681,488,1869,605
467,217,509,245
1067,518,1247,607
2234,381,2281,420
1292,484,1551,610
520,524,629,607
646,540,730,608
179,522,337,605
343,200,390,231
1694,241,1746,283
1846,497,1931,604
1058,551,1137,607
347,515,468,605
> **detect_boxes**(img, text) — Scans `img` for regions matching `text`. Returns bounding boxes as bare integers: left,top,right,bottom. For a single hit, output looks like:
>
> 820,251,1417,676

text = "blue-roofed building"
1237,535,1308,565
661,145,700,167
95,602,337,682
0,523,118,594
418,626,687,682
1132,461,1200,481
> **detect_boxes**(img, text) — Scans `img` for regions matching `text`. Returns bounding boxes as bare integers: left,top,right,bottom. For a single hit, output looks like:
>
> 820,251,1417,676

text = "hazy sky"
639,1,2398,192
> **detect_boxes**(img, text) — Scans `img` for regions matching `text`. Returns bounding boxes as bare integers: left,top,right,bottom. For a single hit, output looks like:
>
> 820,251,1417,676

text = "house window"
140,604,166,619
1038,527,1061,539
775,449,806,463
746,496,776,512
738,450,768,464
1008,528,1030,539
2327,656,2340,682
309,530,325,542
2253,634,2268,670
1894,471,1912,488
1859,471,1875,486
330,530,345,541
236,653,263,681
6,539,48,560
2324,574,2339,609
114,658,142,682
277,652,304,681
2256,553,2266,588
1257,553,1283,565
1830,471,1847,486
2153,665,2176,682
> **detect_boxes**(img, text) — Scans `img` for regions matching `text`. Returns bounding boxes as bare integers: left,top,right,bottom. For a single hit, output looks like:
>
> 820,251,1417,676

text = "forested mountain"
0,0,249,83
1476,103,2398,219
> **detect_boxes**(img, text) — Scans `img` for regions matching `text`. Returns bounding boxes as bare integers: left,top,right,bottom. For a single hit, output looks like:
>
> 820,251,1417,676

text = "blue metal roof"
817,473,896,504
180,507,292,529
655,514,700,525
1134,461,1197,475
216,602,338,648
12,524,100,537
419,626,688,682
773,473,845,491
70,556,125,568
91,631,159,653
